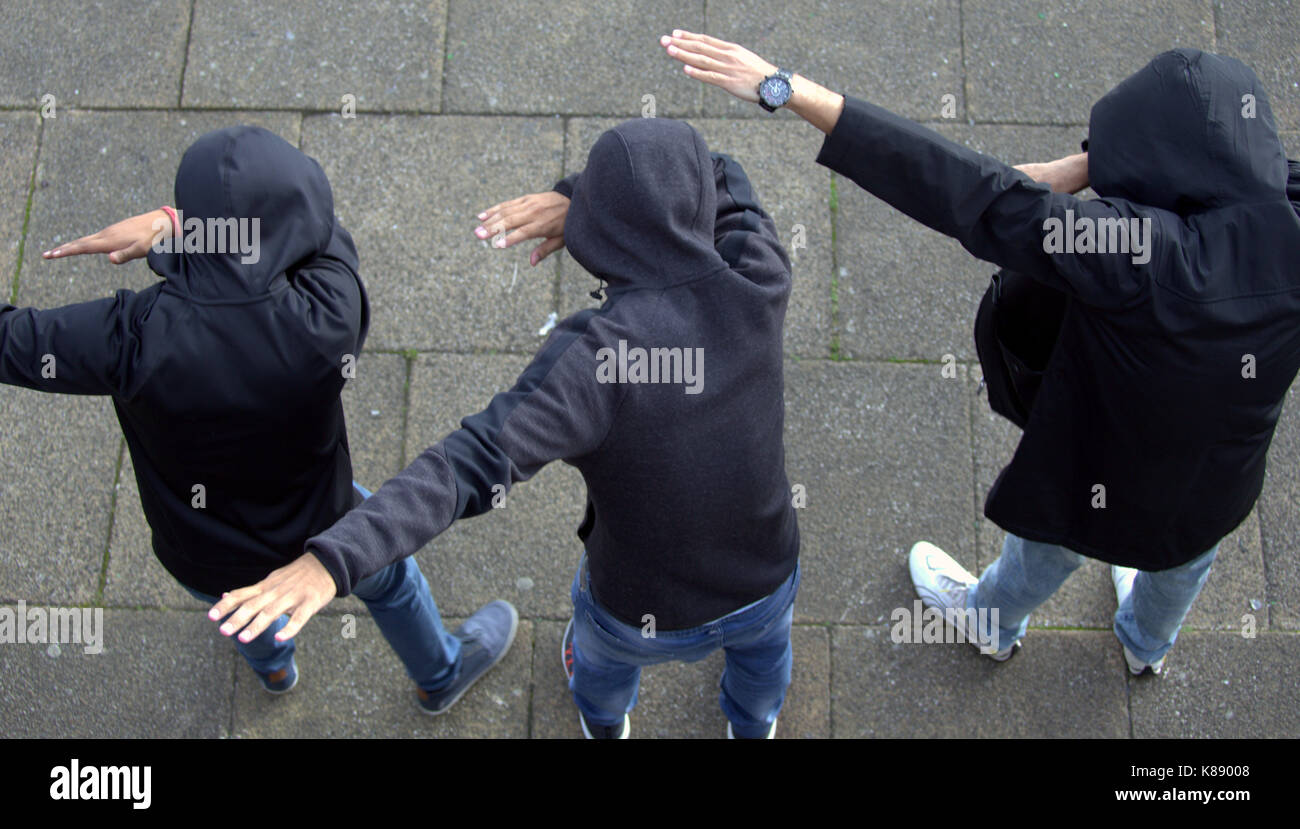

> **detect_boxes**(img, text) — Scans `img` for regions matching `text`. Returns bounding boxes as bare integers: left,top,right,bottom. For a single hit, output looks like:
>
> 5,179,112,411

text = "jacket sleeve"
288,220,369,359
306,309,622,595
816,95,1168,310
710,152,792,283
0,291,142,396
553,172,581,200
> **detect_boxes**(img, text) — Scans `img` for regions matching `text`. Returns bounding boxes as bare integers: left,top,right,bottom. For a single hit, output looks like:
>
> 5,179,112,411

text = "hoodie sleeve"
816,96,1165,310
306,308,621,595
710,152,792,283
553,172,582,200
0,291,143,395
288,221,369,359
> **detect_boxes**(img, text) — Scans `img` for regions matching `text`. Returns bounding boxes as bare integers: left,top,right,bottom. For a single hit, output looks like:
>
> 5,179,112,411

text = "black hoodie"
0,126,368,595
816,49,1300,570
307,118,800,630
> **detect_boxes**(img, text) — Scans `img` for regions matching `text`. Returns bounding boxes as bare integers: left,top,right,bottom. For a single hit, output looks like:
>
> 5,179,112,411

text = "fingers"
670,29,728,48
666,43,728,75
530,236,564,266
42,234,102,259
108,239,150,265
275,595,327,642
663,34,731,64
211,585,278,640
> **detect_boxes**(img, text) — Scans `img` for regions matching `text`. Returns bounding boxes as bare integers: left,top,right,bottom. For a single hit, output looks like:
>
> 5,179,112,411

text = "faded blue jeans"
969,533,1218,664
569,555,800,738
188,482,462,691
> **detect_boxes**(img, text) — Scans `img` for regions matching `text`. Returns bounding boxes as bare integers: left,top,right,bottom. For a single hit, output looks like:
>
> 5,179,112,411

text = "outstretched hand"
206,552,336,644
659,30,777,103
474,191,570,266
42,209,173,264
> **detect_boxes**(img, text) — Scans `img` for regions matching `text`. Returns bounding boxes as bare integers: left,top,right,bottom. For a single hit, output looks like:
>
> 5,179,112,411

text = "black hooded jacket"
816,49,1300,570
307,118,800,630
0,126,368,595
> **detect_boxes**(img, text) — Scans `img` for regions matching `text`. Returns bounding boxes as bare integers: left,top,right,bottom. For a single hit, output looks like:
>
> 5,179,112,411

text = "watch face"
759,76,792,107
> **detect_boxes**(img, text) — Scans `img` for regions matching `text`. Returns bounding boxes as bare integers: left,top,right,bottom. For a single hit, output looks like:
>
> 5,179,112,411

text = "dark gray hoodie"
308,118,800,629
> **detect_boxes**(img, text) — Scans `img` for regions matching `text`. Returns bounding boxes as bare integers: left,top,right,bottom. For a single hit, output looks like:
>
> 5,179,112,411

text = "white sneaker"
1110,565,1165,676
727,720,777,739
908,541,1019,661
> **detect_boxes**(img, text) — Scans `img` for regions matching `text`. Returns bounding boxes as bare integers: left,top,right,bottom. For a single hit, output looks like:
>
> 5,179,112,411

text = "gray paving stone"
21,111,300,310
0,390,118,605
964,0,1214,124
1130,631,1300,737
703,0,964,122
300,114,564,352
0,113,39,293
443,0,703,116
831,627,1128,737
1258,382,1300,629
184,1,446,111
835,124,1086,361
530,620,829,738
0,0,191,108
231,614,533,738
561,117,833,357
1216,0,1300,132
784,360,975,625
1282,132,1299,157
0,608,232,737
404,354,588,620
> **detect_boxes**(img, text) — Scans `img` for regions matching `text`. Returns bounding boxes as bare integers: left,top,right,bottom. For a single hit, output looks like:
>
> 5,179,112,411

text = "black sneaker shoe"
561,617,630,739
417,600,518,716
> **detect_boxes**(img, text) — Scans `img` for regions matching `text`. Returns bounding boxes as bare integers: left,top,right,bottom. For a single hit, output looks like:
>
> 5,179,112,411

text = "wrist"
159,206,180,237
786,74,845,134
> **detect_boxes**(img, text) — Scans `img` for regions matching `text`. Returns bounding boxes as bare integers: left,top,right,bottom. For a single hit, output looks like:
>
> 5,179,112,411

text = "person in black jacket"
210,118,801,739
5,125,515,712
663,33,1300,674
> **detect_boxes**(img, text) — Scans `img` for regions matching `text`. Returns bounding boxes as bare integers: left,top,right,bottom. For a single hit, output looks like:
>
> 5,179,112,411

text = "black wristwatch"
757,69,793,112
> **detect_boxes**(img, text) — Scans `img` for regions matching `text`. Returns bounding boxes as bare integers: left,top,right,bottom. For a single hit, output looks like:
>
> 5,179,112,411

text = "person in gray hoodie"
211,117,801,739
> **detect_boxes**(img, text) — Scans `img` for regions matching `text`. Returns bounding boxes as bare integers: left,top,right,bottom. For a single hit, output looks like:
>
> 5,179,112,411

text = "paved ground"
1,1,1298,739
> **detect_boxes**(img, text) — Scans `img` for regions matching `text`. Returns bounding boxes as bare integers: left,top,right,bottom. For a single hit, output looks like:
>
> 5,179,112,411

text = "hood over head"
564,118,727,289
1088,49,1287,215
150,125,335,297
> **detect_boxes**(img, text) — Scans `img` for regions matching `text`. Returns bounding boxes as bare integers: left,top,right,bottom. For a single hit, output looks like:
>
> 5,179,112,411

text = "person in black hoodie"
664,33,1299,674
5,125,516,712
212,117,801,739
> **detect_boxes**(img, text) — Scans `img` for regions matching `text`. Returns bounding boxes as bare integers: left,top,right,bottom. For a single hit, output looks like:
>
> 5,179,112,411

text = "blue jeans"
969,533,1218,664
187,482,462,691
568,556,800,739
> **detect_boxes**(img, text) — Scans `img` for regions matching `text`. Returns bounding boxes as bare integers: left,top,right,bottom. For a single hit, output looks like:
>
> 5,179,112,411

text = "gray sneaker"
418,600,519,715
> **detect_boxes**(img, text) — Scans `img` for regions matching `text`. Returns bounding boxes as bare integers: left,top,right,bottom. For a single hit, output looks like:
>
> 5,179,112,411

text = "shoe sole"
561,617,575,681
421,603,519,716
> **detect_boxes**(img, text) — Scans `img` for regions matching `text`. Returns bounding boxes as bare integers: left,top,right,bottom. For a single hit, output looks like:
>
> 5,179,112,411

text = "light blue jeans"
968,533,1218,664
188,482,462,691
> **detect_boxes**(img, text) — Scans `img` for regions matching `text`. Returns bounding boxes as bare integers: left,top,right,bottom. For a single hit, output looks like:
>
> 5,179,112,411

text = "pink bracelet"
160,205,180,237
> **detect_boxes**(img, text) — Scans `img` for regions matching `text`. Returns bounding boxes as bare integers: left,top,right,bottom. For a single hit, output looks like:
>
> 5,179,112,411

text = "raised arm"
663,31,1159,309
